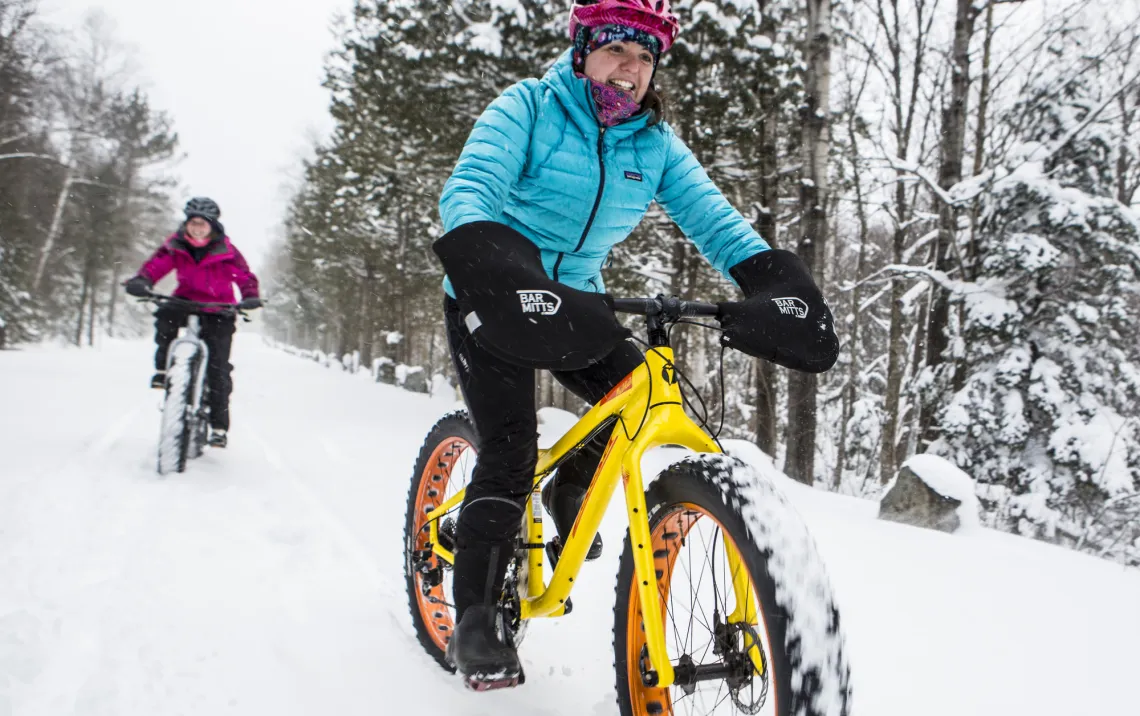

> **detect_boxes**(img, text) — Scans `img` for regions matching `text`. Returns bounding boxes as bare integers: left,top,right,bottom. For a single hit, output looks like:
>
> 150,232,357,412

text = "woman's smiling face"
583,40,655,103
185,217,212,245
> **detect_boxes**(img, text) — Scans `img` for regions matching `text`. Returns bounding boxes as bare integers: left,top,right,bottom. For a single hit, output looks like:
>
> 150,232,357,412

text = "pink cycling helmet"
569,0,681,53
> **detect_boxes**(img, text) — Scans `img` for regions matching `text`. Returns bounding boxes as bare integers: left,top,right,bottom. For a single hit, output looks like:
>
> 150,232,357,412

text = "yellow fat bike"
404,296,851,716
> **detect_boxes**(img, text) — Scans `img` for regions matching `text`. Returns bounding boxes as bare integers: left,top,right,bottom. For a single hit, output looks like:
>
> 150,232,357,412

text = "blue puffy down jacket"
440,49,769,295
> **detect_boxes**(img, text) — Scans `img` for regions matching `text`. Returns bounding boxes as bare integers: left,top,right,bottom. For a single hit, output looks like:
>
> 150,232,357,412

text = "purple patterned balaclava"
573,24,661,127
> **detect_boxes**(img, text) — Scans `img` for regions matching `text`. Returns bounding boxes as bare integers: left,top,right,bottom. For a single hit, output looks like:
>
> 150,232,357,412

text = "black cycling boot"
446,604,523,690
448,542,523,690
541,478,603,561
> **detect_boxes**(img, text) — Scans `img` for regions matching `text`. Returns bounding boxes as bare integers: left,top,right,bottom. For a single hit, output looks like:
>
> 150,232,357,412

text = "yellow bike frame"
423,345,755,688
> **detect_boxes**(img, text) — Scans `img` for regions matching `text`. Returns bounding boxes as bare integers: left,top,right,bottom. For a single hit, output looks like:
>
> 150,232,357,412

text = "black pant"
445,297,642,616
155,307,236,431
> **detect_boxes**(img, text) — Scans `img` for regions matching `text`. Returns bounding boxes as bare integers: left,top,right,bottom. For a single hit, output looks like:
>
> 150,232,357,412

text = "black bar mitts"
433,222,630,370
717,249,839,374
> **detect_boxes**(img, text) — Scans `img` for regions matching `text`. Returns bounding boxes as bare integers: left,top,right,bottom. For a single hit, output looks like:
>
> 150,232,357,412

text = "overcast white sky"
44,0,355,267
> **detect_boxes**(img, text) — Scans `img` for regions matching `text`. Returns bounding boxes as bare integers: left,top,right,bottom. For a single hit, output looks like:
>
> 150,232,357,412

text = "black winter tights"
444,297,642,619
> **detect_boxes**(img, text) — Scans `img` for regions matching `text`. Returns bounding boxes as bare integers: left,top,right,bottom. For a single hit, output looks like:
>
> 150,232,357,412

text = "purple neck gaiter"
579,74,642,127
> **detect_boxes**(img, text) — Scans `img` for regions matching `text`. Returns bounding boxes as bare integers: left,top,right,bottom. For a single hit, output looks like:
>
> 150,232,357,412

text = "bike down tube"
521,430,627,620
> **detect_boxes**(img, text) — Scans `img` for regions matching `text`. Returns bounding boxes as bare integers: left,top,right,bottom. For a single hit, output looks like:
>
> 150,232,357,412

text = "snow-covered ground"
2,336,1138,715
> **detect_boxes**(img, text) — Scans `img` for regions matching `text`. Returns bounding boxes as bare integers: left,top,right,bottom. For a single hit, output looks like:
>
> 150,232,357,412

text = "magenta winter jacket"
138,232,259,305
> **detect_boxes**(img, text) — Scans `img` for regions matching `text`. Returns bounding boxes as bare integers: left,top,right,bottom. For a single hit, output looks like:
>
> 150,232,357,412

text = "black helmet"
184,197,221,221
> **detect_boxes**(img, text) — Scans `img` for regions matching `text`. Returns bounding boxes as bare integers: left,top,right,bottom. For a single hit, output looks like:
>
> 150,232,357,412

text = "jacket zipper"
554,127,606,281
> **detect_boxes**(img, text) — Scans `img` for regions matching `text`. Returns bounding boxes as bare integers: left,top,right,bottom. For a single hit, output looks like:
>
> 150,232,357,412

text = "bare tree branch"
0,152,58,162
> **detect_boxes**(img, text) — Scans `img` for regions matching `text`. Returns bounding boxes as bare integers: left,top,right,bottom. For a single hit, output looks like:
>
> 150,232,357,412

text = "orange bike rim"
625,503,773,715
412,437,472,653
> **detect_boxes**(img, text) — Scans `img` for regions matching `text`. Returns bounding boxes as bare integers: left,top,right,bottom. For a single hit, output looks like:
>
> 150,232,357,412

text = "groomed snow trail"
1,335,1138,715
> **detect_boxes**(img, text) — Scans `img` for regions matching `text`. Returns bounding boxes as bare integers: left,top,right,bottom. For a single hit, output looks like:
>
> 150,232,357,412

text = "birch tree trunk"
880,265,905,483
32,165,76,293
398,211,410,366
835,92,871,486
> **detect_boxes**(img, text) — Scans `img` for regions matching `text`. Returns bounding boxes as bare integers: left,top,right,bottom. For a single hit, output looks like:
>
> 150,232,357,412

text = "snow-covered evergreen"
932,55,1140,562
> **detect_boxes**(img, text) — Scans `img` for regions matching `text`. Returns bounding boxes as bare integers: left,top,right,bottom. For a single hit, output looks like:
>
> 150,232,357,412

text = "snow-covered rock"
373,357,395,384
400,365,428,394
879,455,980,533
429,373,453,399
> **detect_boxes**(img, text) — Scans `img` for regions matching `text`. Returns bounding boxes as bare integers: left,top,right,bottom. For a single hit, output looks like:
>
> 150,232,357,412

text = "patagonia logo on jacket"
624,170,643,182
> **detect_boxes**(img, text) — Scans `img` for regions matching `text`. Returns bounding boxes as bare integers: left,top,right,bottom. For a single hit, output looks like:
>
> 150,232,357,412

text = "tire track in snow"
14,404,147,487
87,406,144,455
248,429,397,599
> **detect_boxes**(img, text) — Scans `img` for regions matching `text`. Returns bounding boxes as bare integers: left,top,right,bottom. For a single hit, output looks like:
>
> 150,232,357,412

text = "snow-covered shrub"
837,397,884,496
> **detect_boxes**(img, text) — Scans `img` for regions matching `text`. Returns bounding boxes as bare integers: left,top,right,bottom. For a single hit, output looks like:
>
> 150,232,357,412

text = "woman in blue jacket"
436,0,828,687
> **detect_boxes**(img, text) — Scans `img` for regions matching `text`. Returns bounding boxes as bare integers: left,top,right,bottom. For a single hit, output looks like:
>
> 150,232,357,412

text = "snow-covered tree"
932,57,1140,564
0,4,177,344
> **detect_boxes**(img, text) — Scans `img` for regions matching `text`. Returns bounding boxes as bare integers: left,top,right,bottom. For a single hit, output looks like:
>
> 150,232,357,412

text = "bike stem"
645,295,686,347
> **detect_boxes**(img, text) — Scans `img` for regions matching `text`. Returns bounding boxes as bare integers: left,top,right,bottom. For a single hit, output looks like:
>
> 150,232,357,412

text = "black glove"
238,297,263,310
717,249,839,373
124,275,152,298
